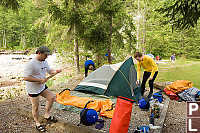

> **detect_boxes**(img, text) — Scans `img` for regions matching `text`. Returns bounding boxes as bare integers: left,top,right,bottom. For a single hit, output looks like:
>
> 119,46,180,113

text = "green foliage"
0,0,200,64
97,0,123,16
0,0,19,10
0,0,47,49
48,0,67,25
82,0,136,58
158,0,200,29
83,22,108,53
46,0,136,64
144,0,200,58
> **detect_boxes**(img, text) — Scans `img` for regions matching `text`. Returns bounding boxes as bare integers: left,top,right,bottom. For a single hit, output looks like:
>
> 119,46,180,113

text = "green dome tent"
74,57,141,101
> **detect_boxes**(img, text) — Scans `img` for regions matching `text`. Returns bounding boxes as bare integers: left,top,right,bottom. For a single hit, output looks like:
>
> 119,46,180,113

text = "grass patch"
57,75,72,83
46,75,72,88
46,80,54,87
157,59,200,88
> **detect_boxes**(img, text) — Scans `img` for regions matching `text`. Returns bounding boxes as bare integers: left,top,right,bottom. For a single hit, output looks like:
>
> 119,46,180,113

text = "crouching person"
84,59,96,77
134,52,158,97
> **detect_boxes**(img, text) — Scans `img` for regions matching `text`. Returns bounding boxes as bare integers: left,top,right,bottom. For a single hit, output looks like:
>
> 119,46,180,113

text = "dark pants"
141,71,158,96
28,84,48,97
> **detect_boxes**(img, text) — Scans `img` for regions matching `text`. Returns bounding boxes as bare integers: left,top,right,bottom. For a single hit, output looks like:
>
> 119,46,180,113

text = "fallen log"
0,50,29,55
153,98,170,133
153,82,172,91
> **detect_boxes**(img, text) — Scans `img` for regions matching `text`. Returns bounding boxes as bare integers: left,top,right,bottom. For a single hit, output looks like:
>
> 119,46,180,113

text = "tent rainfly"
74,57,141,101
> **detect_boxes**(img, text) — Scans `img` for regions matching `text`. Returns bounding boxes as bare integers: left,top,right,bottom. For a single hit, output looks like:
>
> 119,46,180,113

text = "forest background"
0,0,200,71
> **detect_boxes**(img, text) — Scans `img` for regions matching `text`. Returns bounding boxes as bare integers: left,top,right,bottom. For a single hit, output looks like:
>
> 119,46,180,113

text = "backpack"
80,101,98,126
195,91,200,101
153,92,163,103
139,98,150,110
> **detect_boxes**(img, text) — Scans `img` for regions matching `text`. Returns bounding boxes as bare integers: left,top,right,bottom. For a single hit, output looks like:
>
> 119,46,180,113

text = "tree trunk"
20,34,26,49
74,24,80,73
3,30,6,48
142,1,146,54
108,0,112,64
2,31,4,48
136,0,140,51
73,1,80,73
96,52,101,66
23,35,26,49
108,20,112,64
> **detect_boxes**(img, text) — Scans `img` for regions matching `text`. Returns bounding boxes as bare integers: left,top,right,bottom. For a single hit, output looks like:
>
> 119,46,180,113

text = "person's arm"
24,76,45,84
137,62,141,81
24,76,42,82
49,69,62,75
46,61,62,75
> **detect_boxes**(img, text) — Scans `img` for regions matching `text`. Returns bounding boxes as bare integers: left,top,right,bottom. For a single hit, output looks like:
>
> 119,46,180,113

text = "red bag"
164,88,179,101
109,97,133,133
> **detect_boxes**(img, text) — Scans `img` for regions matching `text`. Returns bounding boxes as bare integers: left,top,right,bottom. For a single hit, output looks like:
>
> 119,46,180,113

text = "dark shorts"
28,85,48,97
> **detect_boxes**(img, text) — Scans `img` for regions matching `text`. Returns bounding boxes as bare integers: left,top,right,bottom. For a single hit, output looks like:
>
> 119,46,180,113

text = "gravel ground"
0,86,187,133
0,91,188,133
162,100,186,133
0,91,186,133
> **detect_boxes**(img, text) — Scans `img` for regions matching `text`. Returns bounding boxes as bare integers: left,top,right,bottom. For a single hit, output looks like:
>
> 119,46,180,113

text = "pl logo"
187,102,200,133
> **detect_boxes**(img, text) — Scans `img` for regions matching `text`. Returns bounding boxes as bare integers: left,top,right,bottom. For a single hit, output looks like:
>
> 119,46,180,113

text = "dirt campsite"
0,52,197,133
1,0,200,132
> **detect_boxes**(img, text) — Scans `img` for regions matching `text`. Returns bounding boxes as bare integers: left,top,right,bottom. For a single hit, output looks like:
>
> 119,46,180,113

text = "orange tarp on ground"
165,80,193,94
56,90,114,118
99,100,114,118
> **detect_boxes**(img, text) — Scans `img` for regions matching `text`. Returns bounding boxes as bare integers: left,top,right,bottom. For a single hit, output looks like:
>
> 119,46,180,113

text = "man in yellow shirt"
134,52,158,97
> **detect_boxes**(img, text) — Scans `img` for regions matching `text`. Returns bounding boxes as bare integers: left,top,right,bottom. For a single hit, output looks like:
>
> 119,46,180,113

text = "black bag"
80,101,98,126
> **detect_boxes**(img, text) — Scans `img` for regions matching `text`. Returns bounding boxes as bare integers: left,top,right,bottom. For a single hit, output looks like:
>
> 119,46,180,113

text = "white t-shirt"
24,58,51,94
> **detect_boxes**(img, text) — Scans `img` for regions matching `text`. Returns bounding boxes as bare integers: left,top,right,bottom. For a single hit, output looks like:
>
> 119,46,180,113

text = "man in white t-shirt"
24,46,61,132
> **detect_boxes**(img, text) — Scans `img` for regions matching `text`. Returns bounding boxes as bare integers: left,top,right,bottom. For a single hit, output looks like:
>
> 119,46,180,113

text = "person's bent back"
84,60,96,77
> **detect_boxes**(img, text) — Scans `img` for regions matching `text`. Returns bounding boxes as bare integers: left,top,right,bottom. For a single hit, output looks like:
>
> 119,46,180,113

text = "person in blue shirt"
85,60,96,77
170,53,176,63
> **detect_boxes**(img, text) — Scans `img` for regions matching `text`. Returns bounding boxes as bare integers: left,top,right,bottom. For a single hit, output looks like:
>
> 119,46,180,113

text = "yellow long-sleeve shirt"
137,55,158,80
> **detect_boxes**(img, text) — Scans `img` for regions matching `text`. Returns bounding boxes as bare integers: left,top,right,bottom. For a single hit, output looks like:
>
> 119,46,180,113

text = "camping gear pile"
150,99,161,119
147,92,163,131
163,80,200,101
136,91,163,133
138,92,163,115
